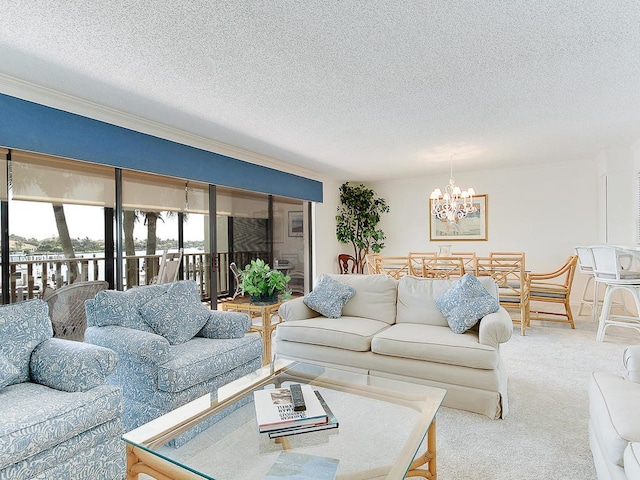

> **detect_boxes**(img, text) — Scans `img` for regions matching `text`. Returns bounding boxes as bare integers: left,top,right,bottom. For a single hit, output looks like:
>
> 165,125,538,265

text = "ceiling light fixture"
429,157,477,223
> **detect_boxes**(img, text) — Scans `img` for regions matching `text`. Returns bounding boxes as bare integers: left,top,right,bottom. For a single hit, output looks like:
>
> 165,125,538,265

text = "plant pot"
249,291,279,305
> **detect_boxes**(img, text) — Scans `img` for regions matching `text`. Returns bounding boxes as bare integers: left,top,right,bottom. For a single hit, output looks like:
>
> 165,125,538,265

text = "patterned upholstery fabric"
86,283,170,332
139,281,211,344
30,338,119,392
0,354,19,389
85,280,264,446
0,299,124,479
303,274,356,318
435,274,500,334
198,310,251,339
0,300,52,385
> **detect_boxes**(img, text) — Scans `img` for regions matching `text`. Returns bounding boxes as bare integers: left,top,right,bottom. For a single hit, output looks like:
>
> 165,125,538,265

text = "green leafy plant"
336,182,390,273
239,258,291,296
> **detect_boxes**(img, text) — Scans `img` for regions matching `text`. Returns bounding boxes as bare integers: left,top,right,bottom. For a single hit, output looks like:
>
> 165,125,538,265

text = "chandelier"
429,161,476,223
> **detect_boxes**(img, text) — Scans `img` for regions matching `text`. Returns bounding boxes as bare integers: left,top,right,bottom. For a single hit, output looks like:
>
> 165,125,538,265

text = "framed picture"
429,194,488,241
288,211,303,237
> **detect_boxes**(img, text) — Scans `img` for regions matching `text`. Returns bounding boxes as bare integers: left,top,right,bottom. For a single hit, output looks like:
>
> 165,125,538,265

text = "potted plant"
239,258,291,305
336,182,390,273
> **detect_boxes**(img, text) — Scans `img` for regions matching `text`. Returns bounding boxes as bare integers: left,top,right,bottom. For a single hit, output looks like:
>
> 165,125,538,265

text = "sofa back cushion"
326,274,398,324
86,283,170,332
396,275,498,326
0,300,52,385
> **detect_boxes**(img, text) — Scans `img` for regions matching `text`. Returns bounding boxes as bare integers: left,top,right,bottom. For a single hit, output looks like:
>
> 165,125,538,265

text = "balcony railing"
4,250,268,304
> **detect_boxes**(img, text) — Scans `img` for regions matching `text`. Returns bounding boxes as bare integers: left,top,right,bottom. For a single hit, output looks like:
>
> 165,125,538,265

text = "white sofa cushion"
397,275,498,327
275,316,390,352
626,443,640,480
589,371,640,467
371,323,499,369
327,274,398,324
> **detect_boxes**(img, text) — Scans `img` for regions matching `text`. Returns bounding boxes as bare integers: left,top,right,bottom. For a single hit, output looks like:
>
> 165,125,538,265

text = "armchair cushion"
139,280,210,344
0,299,52,385
436,274,500,334
197,310,251,339
85,325,170,365
303,274,356,318
30,338,118,392
0,353,20,389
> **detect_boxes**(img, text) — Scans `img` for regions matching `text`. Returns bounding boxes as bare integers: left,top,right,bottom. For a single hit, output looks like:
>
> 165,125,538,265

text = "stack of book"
253,384,339,438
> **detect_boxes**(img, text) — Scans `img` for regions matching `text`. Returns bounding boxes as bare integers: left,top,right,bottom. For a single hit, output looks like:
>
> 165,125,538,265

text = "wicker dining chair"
528,255,578,329
43,280,109,341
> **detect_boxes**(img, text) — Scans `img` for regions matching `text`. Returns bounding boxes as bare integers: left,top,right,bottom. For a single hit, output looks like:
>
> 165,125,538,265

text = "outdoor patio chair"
43,280,109,341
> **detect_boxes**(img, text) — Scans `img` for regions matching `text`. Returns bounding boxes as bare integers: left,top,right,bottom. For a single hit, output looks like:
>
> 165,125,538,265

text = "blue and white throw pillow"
139,280,211,344
0,353,20,389
303,274,356,318
435,274,500,334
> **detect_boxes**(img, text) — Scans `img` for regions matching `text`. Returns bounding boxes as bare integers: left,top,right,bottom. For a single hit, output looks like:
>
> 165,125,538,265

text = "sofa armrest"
85,325,170,365
30,338,118,392
624,346,640,383
279,297,320,322
197,311,250,339
478,307,513,348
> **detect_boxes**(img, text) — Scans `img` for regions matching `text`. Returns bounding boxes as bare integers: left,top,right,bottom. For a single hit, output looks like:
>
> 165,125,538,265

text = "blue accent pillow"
435,274,500,334
0,353,20,389
139,280,211,344
303,274,356,318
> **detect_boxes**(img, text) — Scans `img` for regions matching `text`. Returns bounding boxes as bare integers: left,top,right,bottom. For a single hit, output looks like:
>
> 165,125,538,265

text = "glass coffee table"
123,360,446,480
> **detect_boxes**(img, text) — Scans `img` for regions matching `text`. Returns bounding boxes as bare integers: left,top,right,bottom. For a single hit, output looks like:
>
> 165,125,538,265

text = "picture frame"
288,211,303,237
429,194,488,241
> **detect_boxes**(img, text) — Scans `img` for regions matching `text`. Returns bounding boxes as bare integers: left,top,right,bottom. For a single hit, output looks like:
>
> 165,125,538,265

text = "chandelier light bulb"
430,159,477,223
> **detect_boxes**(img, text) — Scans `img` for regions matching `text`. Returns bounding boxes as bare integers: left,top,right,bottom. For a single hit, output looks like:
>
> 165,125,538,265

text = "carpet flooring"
435,312,638,479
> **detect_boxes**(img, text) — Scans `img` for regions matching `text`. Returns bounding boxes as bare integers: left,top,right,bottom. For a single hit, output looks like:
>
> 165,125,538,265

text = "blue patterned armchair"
0,299,124,479
84,280,263,445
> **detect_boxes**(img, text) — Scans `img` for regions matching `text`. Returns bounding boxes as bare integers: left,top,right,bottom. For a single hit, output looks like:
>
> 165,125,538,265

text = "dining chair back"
374,256,411,279
528,255,578,329
408,252,437,276
475,255,529,335
338,254,357,274
421,256,465,279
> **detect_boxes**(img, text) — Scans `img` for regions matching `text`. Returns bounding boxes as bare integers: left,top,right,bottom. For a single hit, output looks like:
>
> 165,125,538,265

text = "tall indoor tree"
335,182,389,273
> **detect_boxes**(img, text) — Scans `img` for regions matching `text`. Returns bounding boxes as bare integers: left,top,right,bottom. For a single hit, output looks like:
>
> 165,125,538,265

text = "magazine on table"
268,390,339,438
254,384,328,432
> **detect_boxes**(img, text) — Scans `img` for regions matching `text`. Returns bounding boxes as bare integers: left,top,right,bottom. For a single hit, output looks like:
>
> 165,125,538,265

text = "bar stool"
591,246,640,342
575,246,600,320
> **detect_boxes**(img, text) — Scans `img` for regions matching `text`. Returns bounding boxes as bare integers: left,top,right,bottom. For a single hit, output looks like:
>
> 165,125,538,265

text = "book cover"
254,384,327,432
268,390,339,438
264,451,339,480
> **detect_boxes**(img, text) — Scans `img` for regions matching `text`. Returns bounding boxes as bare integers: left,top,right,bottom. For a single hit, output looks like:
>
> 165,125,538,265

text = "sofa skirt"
275,339,508,419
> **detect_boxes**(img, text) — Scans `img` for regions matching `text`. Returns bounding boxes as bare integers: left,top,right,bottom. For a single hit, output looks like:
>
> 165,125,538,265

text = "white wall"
368,159,598,273
311,158,602,302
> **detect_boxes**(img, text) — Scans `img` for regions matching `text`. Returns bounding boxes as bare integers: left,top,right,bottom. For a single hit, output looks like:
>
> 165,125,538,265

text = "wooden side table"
221,299,284,365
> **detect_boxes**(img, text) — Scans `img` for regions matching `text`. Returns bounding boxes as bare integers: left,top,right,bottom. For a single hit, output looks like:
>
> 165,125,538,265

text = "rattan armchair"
43,280,109,341
528,255,578,329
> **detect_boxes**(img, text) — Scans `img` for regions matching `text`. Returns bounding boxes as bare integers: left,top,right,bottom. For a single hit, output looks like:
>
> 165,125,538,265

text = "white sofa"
275,274,514,419
589,346,640,479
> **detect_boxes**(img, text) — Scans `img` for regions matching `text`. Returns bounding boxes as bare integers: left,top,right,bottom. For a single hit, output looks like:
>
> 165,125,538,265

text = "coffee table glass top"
123,360,446,480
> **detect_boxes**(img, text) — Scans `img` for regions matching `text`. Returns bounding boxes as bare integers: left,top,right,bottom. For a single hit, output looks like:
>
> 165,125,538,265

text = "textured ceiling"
0,1,639,181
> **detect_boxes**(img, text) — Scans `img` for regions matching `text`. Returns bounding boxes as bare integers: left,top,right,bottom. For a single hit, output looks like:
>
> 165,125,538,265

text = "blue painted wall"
0,93,323,202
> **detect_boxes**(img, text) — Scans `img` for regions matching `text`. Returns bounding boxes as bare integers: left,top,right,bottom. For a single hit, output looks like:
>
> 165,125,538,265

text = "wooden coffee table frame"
124,360,444,480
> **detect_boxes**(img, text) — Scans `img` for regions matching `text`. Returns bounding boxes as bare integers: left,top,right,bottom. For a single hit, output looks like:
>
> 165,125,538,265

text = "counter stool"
591,246,640,342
